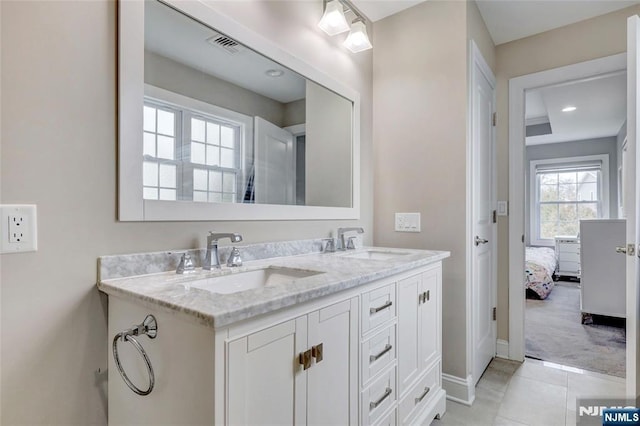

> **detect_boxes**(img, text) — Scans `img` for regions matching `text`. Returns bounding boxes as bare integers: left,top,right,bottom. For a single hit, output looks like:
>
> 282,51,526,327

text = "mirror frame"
118,0,361,221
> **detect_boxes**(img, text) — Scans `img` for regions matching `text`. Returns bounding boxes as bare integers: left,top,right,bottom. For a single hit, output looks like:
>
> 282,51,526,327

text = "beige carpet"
525,281,626,377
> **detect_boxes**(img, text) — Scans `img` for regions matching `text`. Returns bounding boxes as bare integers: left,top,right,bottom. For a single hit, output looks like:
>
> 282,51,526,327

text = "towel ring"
112,315,157,396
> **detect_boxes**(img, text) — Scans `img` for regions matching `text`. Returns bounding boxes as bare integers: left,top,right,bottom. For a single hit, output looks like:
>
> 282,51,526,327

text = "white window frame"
144,84,253,204
529,154,610,246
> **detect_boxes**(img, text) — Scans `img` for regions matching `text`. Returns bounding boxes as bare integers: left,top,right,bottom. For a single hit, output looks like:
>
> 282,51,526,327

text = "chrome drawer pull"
370,387,392,410
415,386,431,404
370,344,392,362
370,300,392,314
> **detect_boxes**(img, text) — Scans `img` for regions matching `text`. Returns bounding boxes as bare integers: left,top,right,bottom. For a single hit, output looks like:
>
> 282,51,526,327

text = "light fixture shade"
343,20,372,53
318,0,350,36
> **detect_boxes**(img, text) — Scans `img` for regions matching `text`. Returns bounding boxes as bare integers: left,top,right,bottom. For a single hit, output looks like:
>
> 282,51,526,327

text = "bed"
525,247,557,299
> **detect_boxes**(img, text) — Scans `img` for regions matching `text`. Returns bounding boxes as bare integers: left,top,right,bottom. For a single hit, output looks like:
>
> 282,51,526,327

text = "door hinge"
492,307,496,321
492,112,497,127
492,210,497,224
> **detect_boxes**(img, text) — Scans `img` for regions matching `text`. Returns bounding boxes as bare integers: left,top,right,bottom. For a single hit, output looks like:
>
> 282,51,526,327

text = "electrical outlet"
1,205,37,253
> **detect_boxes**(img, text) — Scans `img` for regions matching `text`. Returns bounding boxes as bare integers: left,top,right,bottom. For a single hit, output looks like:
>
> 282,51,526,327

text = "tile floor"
431,357,626,426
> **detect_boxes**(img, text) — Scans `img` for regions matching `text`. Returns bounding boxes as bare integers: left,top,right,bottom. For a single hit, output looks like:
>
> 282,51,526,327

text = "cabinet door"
397,274,422,396
420,267,440,370
307,298,359,425
227,317,307,425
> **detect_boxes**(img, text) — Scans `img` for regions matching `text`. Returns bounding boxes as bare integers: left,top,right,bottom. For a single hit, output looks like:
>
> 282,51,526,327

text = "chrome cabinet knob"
475,236,489,246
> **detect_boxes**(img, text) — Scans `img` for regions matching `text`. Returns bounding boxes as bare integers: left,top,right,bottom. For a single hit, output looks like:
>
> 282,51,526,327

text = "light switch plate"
1,205,38,254
497,201,508,216
395,212,421,233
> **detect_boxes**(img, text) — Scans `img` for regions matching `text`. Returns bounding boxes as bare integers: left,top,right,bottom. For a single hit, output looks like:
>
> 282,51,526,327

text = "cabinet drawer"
362,283,396,336
372,407,396,426
558,252,580,263
362,365,396,426
398,362,439,425
362,324,397,386
557,244,579,253
558,261,580,273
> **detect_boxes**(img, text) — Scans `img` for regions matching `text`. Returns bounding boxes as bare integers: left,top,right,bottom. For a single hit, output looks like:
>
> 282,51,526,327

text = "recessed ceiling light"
562,106,577,112
265,69,284,78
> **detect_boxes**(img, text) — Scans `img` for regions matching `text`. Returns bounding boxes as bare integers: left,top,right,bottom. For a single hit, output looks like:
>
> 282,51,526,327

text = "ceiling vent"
206,32,246,55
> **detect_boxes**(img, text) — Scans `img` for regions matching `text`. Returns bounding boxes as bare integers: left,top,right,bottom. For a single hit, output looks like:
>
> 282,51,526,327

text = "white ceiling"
356,0,640,45
145,0,306,104
525,72,626,146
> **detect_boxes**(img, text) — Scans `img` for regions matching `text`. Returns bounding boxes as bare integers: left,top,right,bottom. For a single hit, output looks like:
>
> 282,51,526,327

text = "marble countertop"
97,246,450,328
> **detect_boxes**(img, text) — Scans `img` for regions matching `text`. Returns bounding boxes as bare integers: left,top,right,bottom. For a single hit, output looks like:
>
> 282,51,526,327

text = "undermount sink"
339,250,410,261
187,267,323,295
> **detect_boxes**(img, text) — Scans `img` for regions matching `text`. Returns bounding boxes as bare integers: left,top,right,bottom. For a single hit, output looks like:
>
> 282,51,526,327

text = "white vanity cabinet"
104,259,446,425
227,297,359,425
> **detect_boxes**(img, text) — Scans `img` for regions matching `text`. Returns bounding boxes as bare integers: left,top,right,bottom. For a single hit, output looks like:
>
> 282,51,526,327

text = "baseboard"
442,373,475,406
496,339,509,359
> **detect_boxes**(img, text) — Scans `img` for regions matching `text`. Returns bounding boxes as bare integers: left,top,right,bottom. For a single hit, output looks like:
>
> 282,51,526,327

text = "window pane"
143,106,156,132
578,171,598,183
192,118,205,142
559,204,577,222
207,122,220,145
558,183,577,201
578,203,598,219
539,204,558,240
157,136,175,160
223,173,236,193
221,126,234,148
540,184,558,202
540,173,557,185
159,164,176,188
209,192,223,203
558,172,577,184
558,221,579,236
221,147,234,168
157,109,175,136
193,191,207,202
209,170,222,192
206,145,219,166
193,169,207,191
143,132,156,157
222,193,235,203
577,182,598,201
191,142,205,164
540,221,557,240
143,161,158,187
159,188,176,200
143,187,158,200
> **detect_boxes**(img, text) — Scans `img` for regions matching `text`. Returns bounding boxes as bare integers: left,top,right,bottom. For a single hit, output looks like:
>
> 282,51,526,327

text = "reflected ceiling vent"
206,32,246,55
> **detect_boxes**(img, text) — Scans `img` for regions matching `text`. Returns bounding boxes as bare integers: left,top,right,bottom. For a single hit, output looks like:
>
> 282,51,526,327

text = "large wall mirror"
119,0,361,221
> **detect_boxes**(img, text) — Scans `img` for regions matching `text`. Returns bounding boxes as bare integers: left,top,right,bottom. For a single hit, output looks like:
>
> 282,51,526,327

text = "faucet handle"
176,253,196,274
322,238,336,253
226,247,243,267
346,236,357,250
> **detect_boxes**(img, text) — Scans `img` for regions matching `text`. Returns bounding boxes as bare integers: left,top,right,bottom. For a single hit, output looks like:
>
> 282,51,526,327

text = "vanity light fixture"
318,0,372,53
343,19,372,53
318,0,350,36
562,106,577,112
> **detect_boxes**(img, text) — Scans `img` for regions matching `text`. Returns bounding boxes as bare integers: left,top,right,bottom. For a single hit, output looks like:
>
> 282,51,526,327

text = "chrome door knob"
475,236,489,246
616,246,628,254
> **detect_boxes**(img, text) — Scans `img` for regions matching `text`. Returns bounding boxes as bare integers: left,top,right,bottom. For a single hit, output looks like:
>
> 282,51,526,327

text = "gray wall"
0,1,372,423
525,137,619,245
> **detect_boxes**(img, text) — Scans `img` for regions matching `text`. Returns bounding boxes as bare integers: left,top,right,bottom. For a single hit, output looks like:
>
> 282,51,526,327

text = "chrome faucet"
204,232,243,270
337,227,364,250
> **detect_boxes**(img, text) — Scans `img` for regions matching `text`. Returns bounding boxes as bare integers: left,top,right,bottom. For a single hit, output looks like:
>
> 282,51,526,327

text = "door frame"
467,40,497,387
507,53,626,361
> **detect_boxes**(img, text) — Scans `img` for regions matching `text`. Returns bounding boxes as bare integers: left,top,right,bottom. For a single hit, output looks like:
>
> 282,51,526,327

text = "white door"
626,15,640,399
470,42,497,385
254,116,295,205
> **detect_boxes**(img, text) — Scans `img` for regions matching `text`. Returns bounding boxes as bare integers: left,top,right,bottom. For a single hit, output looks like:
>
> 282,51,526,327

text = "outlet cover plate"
395,212,421,232
1,205,38,254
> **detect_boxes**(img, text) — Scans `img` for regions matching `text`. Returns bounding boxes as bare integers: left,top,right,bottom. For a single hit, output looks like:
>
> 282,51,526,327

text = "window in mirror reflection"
142,96,245,203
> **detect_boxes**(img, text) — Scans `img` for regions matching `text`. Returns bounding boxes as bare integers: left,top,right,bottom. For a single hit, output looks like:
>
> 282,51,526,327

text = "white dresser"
555,236,581,278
